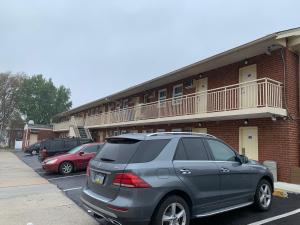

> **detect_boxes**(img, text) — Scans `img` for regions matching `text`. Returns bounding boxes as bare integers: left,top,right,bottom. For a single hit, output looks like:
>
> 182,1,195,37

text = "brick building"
22,124,55,149
52,28,300,182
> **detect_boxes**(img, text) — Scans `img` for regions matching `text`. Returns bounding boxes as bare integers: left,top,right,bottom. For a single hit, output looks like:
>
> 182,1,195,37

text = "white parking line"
247,208,300,225
48,174,86,181
63,187,82,192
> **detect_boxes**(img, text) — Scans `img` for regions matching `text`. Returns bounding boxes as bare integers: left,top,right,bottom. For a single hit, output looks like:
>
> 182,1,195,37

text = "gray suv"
81,132,273,225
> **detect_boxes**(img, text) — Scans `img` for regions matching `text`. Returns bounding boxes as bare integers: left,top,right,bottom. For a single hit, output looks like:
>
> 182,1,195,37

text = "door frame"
239,126,259,160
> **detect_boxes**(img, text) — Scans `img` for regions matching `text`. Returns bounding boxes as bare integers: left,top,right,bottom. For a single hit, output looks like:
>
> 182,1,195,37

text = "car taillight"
112,172,151,188
86,163,90,177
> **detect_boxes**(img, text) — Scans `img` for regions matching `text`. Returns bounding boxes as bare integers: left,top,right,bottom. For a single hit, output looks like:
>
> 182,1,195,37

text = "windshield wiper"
100,157,115,162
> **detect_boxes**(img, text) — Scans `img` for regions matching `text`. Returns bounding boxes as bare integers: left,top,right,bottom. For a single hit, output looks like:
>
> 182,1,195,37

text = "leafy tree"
0,73,24,143
17,75,72,124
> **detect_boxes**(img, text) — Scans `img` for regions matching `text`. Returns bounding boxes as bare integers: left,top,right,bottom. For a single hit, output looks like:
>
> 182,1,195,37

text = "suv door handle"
220,168,230,173
180,169,191,175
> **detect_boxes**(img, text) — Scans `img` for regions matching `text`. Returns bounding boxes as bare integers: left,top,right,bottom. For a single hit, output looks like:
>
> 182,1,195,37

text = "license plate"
92,172,105,185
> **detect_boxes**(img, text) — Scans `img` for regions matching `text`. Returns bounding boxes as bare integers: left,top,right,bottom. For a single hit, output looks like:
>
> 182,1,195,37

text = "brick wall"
67,48,300,181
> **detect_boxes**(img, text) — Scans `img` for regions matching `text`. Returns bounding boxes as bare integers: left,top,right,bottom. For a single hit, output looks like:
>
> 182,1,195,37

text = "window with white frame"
172,84,183,105
123,99,129,108
144,94,150,104
158,89,167,107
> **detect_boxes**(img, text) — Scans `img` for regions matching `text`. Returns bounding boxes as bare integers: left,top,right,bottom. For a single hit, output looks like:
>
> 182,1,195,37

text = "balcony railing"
53,120,71,131
83,78,283,127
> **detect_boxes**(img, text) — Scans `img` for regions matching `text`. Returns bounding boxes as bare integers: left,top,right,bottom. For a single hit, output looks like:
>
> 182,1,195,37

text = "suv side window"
174,138,209,160
206,139,237,162
174,139,188,160
130,139,170,163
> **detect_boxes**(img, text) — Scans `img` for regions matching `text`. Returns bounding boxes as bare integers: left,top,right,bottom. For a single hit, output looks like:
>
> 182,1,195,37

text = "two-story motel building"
52,28,300,182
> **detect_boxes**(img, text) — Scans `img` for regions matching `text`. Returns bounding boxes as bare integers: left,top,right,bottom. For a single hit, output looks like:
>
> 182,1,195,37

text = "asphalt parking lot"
15,151,300,225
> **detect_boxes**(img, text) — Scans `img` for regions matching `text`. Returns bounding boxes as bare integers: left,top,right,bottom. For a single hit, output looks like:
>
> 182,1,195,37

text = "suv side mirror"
238,154,249,164
79,151,84,156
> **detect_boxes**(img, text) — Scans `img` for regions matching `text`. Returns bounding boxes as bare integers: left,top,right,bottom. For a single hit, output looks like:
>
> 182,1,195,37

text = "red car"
42,143,103,175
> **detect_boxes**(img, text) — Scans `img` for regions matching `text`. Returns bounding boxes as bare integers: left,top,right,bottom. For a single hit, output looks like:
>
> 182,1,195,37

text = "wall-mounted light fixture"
244,119,249,125
244,60,248,65
198,122,202,127
271,115,277,122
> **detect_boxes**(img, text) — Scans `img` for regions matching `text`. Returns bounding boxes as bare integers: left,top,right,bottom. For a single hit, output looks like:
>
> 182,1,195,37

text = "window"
206,139,237,162
123,99,129,108
95,138,141,164
157,129,166,132
158,89,167,107
172,128,182,132
172,84,183,105
144,94,150,104
84,145,100,153
130,139,170,163
64,140,77,149
174,139,188,160
50,140,64,150
181,138,209,160
183,127,192,133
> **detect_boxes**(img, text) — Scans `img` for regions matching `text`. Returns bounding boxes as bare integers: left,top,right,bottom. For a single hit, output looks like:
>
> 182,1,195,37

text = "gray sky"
1,0,300,108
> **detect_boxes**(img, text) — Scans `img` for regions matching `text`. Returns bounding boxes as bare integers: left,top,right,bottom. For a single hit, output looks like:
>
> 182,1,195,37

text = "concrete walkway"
275,182,300,194
0,151,98,225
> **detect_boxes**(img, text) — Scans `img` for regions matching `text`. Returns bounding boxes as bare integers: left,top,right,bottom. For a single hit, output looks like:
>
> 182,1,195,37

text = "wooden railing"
53,78,283,130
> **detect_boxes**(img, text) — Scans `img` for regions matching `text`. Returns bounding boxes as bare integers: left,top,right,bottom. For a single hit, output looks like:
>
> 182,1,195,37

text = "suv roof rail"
147,132,216,138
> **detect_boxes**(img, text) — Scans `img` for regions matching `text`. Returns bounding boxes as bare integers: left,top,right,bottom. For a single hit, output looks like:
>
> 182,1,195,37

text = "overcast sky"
0,0,300,108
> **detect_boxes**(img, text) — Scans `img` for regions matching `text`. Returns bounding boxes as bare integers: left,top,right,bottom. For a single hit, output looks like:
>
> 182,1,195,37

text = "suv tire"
254,179,272,211
151,195,190,225
59,161,73,175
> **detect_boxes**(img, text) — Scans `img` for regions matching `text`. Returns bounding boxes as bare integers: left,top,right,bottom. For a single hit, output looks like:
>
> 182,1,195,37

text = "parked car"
81,132,274,225
42,143,103,175
24,142,40,155
38,138,93,162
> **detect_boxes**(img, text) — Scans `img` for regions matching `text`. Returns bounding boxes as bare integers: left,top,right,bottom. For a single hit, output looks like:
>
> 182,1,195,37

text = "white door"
239,64,257,108
192,128,207,134
239,127,258,161
195,78,208,113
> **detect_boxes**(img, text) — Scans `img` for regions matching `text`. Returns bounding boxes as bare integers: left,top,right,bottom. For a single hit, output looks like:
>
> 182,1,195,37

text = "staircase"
78,127,91,139
69,116,93,140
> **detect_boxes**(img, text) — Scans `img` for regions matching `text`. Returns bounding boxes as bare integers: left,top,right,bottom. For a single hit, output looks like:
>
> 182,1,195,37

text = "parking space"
14,151,300,225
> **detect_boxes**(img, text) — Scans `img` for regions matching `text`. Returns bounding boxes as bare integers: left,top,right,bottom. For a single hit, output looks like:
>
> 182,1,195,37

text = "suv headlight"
45,159,58,165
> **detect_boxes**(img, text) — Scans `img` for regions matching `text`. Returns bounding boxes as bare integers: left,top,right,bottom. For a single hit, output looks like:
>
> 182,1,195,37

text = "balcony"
53,117,85,132
82,78,286,129
53,120,71,131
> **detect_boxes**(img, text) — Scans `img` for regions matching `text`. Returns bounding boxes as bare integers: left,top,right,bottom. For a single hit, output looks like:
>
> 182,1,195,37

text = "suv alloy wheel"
151,195,190,225
254,179,272,211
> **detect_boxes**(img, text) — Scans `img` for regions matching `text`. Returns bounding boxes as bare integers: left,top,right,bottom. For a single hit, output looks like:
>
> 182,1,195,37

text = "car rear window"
130,139,170,163
95,138,141,164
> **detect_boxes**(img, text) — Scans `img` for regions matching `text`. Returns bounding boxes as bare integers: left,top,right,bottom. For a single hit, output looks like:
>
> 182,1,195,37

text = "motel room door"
239,127,258,161
195,78,208,113
239,64,257,109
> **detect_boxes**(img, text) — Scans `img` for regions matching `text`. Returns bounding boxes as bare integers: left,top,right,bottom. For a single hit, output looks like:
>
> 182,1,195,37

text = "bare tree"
0,73,24,145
